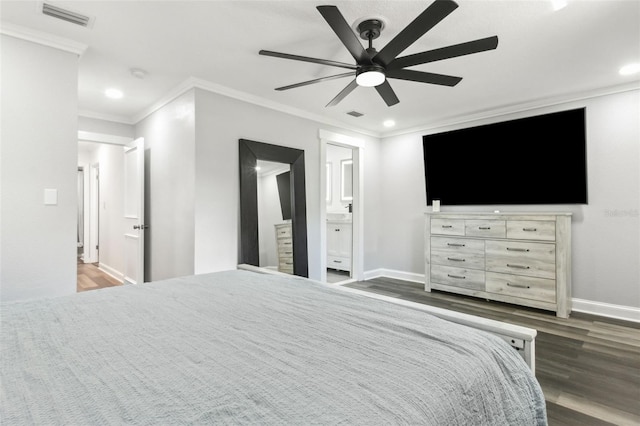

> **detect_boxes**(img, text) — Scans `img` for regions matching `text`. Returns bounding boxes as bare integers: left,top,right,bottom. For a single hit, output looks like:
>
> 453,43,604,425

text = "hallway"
77,260,122,292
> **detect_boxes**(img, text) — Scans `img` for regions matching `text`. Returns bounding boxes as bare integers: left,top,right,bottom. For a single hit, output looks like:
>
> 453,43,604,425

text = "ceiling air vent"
41,2,93,27
347,111,364,117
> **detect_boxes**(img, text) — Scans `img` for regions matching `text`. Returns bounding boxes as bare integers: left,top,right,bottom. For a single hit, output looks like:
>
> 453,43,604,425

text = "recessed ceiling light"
619,63,640,76
550,0,567,11
104,88,123,99
383,119,396,128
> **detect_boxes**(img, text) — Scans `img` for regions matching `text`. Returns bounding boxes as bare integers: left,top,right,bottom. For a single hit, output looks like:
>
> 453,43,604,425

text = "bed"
1,267,547,425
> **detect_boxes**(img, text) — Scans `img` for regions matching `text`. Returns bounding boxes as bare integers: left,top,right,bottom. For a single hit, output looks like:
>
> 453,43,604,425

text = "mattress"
1,269,547,425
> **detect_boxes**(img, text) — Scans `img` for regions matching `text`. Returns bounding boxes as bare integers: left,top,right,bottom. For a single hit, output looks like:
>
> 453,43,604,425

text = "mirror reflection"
256,160,293,274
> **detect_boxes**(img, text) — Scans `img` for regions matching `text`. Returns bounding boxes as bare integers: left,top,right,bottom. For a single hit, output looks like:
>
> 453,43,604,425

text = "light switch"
44,188,58,205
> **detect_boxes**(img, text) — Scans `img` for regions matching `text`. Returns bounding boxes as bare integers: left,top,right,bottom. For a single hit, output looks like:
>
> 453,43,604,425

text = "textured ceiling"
1,0,639,135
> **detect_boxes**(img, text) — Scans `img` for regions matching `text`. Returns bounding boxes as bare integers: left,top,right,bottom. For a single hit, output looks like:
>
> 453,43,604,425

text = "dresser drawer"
431,219,465,236
431,265,485,291
431,237,485,269
328,256,351,271
486,272,556,303
486,240,555,279
275,225,292,239
277,238,293,249
278,261,294,274
507,220,555,241
278,247,293,259
465,220,506,238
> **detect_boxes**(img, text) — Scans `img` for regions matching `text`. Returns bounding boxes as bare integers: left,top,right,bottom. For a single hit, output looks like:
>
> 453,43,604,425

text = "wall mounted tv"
422,108,587,206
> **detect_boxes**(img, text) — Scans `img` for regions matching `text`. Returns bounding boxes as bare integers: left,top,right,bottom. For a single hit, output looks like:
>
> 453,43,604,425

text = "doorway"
326,144,353,283
77,140,125,290
319,129,364,285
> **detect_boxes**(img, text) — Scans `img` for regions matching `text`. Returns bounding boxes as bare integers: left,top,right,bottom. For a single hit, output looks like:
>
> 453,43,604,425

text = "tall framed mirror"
239,139,308,277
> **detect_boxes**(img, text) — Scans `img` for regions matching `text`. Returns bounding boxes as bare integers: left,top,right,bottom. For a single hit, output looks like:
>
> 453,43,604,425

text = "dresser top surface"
425,211,572,217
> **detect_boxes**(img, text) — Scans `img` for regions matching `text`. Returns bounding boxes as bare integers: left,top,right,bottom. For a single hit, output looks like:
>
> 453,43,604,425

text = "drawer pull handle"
335,229,340,232
286,262,293,265
522,228,537,232
284,242,292,245
507,282,531,289
478,226,491,230
333,260,342,263
447,274,466,279
447,257,465,262
447,243,466,247
506,247,530,252
507,264,530,269
442,225,453,228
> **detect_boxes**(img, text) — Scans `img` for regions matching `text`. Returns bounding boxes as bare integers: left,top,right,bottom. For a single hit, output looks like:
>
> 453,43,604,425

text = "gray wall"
378,90,639,308
1,36,78,301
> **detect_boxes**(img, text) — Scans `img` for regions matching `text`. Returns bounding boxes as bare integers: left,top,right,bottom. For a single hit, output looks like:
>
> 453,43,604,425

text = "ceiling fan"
259,0,498,107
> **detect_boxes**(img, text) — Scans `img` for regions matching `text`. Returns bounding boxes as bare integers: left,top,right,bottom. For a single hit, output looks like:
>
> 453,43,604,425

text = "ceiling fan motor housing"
357,19,383,41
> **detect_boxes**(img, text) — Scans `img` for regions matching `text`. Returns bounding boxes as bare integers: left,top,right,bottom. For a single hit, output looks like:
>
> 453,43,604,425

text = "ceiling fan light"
356,64,386,87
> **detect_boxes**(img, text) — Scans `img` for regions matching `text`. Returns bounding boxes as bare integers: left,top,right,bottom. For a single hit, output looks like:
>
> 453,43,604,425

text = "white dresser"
425,212,572,318
327,220,352,272
275,222,293,274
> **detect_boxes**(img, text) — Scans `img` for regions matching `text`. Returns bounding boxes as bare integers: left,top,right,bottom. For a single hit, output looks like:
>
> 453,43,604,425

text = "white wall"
135,90,196,281
0,35,78,301
378,89,640,309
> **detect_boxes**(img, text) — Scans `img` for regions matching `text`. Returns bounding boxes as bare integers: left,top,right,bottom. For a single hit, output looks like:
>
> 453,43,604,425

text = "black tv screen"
422,108,588,206
276,171,292,220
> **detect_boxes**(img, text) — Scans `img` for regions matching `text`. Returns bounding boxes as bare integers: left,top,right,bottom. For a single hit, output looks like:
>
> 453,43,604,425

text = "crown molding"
380,81,640,139
0,21,87,56
131,76,380,138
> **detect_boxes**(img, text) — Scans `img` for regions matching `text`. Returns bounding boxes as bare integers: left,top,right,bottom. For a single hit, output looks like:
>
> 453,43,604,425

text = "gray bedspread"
1,270,547,425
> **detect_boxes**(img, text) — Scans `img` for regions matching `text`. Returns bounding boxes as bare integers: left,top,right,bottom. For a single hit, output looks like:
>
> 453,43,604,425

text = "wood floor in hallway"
77,260,122,292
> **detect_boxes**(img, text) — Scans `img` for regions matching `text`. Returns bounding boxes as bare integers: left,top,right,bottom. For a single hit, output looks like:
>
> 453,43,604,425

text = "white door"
123,138,145,284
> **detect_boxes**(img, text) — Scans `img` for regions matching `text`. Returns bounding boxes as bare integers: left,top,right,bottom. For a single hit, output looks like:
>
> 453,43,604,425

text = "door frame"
319,129,364,284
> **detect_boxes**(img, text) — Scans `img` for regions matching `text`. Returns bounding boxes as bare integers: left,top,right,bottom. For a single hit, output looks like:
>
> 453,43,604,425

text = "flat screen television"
422,108,588,206
275,171,292,220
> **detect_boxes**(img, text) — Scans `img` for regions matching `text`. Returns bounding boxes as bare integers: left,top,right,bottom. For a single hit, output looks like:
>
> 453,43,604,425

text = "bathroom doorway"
326,144,353,283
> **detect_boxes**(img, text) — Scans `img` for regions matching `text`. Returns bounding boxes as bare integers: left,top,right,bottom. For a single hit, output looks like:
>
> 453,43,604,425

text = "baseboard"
364,269,640,323
98,262,124,283
364,268,425,284
572,298,640,323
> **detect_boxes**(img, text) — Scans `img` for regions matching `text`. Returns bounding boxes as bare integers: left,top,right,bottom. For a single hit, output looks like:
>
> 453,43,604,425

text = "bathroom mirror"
341,159,353,201
239,139,308,277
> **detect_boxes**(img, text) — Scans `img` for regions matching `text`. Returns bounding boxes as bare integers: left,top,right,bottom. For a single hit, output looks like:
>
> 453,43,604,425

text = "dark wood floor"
345,277,640,426
77,259,122,292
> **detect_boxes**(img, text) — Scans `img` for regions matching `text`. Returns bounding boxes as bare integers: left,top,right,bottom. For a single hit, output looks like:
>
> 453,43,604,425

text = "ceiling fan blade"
326,79,358,107
374,0,459,66
316,6,371,64
388,36,499,70
387,69,462,86
375,81,400,106
259,50,357,70
275,72,355,91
